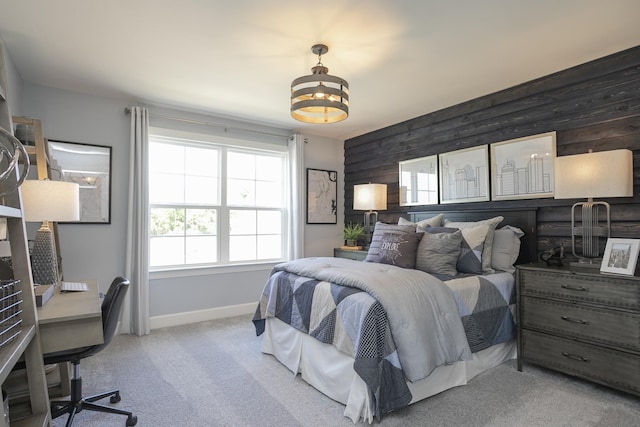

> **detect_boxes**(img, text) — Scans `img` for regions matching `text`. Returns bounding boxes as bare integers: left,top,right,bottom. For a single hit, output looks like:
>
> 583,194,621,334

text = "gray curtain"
125,106,150,336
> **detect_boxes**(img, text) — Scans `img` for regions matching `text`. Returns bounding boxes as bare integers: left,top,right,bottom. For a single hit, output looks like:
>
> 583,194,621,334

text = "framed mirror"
399,155,438,206
47,139,112,223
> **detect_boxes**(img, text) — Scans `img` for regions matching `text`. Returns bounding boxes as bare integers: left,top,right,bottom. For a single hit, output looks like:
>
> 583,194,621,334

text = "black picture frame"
306,168,337,224
47,139,112,224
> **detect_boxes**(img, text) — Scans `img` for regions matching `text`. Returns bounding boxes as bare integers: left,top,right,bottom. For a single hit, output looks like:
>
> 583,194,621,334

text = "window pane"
150,174,185,204
150,236,185,266
185,176,218,205
230,210,256,235
227,178,255,206
185,146,218,176
150,143,184,174
186,209,217,235
228,152,255,179
257,211,281,234
257,235,281,259
256,156,282,181
229,235,256,261
150,208,185,237
255,181,282,207
185,236,217,264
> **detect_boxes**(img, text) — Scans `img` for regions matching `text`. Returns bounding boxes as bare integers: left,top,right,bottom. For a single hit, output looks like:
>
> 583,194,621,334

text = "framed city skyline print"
306,168,337,224
438,146,489,204
490,131,556,201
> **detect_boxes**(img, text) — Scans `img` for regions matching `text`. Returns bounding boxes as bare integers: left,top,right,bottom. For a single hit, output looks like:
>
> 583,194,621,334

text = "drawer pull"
560,315,590,325
561,284,588,292
562,352,590,363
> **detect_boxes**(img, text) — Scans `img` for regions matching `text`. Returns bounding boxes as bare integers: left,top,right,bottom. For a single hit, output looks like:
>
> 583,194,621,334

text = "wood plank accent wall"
344,45,640,258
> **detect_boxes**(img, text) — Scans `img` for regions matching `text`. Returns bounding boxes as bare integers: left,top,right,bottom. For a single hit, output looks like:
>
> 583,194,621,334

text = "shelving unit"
12,115,64,281
12,116,47,180
0,42,51,426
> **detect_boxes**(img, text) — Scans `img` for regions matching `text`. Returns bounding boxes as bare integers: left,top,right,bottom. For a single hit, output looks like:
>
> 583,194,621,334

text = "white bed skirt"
262,317,516,424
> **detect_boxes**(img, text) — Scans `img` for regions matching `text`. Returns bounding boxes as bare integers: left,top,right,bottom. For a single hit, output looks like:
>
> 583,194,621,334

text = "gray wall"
14,81,344,327
2,43,22,116
23,84,132,294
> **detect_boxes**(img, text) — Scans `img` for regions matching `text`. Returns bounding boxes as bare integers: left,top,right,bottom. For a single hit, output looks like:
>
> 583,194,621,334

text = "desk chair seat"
44,277,137,426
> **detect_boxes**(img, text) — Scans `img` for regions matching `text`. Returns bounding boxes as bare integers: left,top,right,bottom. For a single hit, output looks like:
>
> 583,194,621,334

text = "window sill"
149,261,281,280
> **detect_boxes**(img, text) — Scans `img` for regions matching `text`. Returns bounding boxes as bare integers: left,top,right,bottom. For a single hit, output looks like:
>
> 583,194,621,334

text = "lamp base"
32,224,59,285
363,211,378,245
570,200,610,260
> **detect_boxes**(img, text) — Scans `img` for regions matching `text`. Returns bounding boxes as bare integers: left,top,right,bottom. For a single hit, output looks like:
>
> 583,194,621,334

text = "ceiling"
1,1,639,141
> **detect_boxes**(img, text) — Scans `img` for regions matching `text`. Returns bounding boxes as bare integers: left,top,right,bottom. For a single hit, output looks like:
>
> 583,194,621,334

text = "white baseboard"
149,302,256,330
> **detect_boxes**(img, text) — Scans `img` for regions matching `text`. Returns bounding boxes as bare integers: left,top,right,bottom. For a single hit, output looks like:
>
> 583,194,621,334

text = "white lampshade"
554,149,633,199
353,183,387,211
21,180,80,222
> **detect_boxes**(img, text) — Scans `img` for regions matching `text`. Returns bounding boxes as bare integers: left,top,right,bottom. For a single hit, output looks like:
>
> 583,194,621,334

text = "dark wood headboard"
409,208,538,265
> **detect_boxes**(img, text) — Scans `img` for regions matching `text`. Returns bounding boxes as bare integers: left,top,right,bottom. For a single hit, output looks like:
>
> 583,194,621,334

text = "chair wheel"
126,415,138,426
110,392,121,403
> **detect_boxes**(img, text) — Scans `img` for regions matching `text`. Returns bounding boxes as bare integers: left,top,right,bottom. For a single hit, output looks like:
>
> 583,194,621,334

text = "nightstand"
516,262,640,397
333,248,368,261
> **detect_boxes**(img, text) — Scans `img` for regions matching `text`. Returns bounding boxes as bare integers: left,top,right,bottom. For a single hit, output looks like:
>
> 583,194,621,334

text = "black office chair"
44,277,137,426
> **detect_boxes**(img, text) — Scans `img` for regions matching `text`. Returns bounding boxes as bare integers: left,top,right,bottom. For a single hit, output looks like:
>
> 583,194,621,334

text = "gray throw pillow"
365,222,416,261
415,230,463,276
365,231,422,269
365,222,418,266
419,224,487,275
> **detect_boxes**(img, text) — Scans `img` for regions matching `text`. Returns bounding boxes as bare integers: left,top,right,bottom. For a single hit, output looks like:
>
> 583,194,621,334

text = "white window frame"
148,127,290,273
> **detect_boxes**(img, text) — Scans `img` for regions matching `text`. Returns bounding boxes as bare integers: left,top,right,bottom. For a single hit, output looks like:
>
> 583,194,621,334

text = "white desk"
37,280,103,354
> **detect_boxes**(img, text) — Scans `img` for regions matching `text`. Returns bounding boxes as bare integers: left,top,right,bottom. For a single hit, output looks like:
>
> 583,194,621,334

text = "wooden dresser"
516,263,640,397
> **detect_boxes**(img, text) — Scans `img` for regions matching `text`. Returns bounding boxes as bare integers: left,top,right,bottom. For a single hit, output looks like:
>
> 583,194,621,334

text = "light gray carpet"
51,315,640,426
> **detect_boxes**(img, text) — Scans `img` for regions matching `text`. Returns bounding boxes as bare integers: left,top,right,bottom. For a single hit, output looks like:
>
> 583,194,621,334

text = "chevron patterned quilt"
253,258,515,419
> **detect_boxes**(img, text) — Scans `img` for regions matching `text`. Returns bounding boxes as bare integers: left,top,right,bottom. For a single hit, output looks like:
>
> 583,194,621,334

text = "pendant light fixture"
291,44,349,124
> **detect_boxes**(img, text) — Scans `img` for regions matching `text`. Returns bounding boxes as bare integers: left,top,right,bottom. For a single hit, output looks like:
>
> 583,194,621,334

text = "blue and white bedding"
253,257,516,419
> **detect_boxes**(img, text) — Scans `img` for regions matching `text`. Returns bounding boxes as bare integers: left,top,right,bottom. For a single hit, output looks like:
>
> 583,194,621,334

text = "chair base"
51,378,137,426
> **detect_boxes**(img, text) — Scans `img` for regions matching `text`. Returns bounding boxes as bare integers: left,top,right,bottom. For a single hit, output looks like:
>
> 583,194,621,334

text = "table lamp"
353,183,387,245
21,180,80,284
554,149,633,265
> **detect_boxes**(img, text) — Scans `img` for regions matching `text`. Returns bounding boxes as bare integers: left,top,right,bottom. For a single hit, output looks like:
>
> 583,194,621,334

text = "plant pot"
346,239,357,247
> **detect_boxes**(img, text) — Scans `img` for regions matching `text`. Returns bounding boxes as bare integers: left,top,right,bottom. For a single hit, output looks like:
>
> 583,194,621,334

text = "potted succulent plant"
343,223,365,247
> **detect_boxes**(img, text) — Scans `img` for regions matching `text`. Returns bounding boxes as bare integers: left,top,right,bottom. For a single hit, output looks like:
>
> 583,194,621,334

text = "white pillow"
398,213,443,229
444,216,503,273
491,225,524,273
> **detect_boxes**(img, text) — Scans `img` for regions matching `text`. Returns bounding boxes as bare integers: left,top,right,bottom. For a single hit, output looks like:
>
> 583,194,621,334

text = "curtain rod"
124,107,291,139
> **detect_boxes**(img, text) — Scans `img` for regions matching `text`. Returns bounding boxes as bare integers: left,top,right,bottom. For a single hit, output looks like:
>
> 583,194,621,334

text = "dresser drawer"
521,329,640,394
521,296,640,351
519,269,640,309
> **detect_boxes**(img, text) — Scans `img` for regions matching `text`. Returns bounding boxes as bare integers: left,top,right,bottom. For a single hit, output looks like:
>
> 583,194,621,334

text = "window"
149,133,288,269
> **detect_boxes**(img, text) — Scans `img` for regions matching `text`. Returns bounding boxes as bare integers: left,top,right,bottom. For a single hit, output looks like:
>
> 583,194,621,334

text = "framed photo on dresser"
600,238,640,276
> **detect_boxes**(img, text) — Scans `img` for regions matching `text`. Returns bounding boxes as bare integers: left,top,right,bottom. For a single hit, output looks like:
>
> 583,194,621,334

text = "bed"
253,208,537,423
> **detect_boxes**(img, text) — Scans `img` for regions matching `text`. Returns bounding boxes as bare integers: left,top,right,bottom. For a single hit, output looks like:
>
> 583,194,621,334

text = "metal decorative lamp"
353,183,387,245
291,44,349,124
554,149,633,265
21,180,80,284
